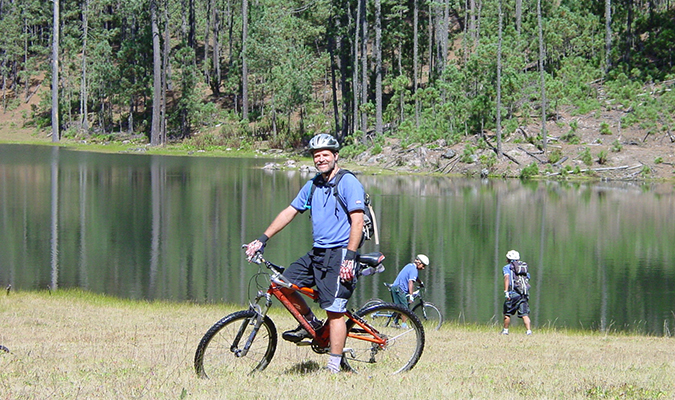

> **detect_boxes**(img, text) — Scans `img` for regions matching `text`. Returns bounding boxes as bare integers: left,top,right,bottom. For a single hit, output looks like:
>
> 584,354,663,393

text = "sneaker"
526,330,532,335
322,366,340,374
501,329,509,335
282,325,312,342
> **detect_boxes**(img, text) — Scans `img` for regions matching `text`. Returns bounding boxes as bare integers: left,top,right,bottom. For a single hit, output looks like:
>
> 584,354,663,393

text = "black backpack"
510,260,530,296
305,169,378,247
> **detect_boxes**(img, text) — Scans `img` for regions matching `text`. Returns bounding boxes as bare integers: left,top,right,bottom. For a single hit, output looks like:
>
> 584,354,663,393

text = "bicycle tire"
194,309,277,377
343,303,425,374
359,298,387,311
412,302,443,331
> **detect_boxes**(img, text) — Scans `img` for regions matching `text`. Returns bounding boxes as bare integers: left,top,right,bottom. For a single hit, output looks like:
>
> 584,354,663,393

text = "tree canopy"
0,0,673,153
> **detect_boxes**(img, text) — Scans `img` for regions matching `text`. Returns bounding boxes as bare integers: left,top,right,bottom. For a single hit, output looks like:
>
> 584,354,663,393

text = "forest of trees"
0,0,674,154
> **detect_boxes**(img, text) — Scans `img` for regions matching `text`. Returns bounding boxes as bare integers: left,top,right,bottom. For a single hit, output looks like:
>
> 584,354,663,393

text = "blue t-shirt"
393,263,418,293
290,170,365,248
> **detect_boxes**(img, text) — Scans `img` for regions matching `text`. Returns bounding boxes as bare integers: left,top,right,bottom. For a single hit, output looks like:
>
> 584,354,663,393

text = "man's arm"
504,273,511,297
345,209,364,252
262,206,299,239
338,209,364,282
245,206,299,260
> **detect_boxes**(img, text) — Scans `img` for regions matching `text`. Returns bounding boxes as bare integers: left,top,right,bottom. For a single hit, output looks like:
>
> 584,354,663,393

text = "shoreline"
1,128,674,183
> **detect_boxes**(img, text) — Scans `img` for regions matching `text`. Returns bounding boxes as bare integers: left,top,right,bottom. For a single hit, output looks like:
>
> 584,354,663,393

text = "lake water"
1,144,674,335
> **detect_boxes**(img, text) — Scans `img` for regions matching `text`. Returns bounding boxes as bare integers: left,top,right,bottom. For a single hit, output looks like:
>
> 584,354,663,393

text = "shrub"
520,162,539,179
561,131,581,144
548,148,563,164
479,152,497,169
600,121,612,135
611,140,623,152
460,144,476,163
654,156,663,164
579,147,593,166
641,165,652,177
597,150,608,165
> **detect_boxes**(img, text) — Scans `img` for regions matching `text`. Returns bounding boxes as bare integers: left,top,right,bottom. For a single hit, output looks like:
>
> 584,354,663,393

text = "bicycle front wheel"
358,298,387,312
194,310,277,378
343,303,425,374
412,302,443,331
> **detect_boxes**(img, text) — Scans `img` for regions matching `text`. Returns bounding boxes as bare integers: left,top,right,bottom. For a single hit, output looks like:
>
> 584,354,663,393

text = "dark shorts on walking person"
503,293,530,317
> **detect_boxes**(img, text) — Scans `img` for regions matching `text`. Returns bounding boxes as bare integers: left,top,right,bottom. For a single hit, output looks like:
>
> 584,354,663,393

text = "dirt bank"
2,95,673,181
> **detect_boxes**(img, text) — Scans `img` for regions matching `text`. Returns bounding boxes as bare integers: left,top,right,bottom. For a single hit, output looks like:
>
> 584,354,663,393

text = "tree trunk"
353,0,360,133
161,2,170,144
605,0,611,74
150,0,162,145
213,0,221,96
23,17,29,102
515,0,522,35
496,0,503,157
375,0,382,135
413,0,419,127
204,0,211,84
428,4,433,82
537,0,547,151
462,0,469,64
80,0,89,133
360,0,368,135
51,0,60,143
241,0,249,120
188,0,196,49
328,33,340,135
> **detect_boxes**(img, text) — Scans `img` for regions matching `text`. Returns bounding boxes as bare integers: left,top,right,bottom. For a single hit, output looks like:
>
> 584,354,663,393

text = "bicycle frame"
249,253,388,351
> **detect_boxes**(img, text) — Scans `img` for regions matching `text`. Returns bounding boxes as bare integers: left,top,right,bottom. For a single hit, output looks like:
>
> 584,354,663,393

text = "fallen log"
518,146,546,164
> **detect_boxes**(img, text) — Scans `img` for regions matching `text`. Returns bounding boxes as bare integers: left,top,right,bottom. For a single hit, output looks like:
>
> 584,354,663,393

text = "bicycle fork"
231,292,272,358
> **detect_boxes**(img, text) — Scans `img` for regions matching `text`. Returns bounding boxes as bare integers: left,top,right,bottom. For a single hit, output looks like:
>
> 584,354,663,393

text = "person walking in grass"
502,250,532,335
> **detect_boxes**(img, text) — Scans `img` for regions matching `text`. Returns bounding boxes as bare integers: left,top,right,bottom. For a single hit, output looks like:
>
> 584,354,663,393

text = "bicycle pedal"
294,340,313,346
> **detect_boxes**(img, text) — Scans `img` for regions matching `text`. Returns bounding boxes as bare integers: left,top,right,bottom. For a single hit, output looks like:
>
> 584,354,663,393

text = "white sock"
326,353,342,373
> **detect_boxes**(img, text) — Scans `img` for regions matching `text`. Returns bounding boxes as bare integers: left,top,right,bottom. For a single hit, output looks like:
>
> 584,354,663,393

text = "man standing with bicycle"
389,255,429,327
391,255,429,307
245,133,366,373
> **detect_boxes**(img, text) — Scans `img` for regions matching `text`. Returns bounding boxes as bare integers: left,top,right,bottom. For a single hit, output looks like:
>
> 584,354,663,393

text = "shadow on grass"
284,360,321,375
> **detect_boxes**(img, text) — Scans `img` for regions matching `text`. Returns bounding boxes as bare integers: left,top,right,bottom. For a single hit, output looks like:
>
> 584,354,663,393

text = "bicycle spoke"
343,304,424,374
195,310,277,377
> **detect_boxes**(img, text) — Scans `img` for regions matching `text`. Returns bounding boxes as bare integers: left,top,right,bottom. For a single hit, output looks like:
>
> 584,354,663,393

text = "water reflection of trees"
2,146,675,334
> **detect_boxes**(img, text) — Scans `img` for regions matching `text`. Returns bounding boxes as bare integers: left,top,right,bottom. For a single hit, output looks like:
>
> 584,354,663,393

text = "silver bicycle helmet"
308,133,340,152
416,254,430,266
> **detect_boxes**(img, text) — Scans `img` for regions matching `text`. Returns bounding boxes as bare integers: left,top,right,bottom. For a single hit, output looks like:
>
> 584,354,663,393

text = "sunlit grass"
1,290,673,399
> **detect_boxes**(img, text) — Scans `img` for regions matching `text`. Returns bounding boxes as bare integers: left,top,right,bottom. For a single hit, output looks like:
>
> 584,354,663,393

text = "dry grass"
1,290,672,399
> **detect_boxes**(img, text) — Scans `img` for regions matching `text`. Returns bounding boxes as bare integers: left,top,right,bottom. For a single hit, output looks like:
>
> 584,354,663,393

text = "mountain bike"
360,282,443,331
194,248,425,377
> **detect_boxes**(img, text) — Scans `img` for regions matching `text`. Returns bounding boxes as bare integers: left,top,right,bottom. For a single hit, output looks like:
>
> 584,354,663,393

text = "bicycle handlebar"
242,244,385,278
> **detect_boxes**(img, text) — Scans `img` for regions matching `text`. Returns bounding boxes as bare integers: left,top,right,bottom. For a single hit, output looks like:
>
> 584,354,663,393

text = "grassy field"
0,290,672,399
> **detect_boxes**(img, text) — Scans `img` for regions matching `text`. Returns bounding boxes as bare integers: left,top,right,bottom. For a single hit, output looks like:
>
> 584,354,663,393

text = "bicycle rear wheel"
343,303,424,374
412,302,443,331
194,310,277,377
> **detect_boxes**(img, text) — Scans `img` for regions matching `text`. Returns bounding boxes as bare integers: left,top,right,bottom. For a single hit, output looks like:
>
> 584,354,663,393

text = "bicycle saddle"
359,252,384,266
